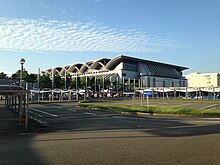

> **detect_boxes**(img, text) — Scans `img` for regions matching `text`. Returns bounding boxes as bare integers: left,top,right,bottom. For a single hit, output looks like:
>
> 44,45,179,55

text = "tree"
0,72,7,79
11,70,28,81
39,75,51,89
80,77,87,88
54,74,63,89
89,77,95,91
27,73,37,83
60,73,72,89
11,70,37,83
70,79,76,89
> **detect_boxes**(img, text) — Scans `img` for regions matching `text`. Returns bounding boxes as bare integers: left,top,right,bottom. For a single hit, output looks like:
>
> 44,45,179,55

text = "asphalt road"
1,102,220,165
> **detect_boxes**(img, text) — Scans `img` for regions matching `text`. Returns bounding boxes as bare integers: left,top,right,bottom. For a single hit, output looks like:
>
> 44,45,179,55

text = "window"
179,80,182,87
153,78,156,87
123,63,137,71
147,77,151,87
163,81,165,87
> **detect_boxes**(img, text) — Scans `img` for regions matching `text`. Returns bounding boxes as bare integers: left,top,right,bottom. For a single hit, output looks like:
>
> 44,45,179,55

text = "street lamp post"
84,75,87,101
76,74,78,101
19,58,25,87
122,77,124,98
64,69,67,90
94,75,97,97
102,76,104,98
140,73,143,106
19,58,25,125
116,76,119,98
37,68,40,88
52,68,54,89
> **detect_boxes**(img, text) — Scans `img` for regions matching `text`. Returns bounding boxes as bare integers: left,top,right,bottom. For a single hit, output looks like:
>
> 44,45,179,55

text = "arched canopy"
43,55,188,79
90,58,110,70
67,63,84,73
60,65,70,75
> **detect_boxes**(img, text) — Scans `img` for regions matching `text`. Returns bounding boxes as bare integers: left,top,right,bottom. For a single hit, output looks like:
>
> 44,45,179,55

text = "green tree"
11,70,29,81
54,74,63,89
80,77,87,88
89,77,95,91
0,72,7,79
60,73,72,89
70,79,76,89
104,79,111,89
39,75,51,89
27,73,37,83
11,70,38,83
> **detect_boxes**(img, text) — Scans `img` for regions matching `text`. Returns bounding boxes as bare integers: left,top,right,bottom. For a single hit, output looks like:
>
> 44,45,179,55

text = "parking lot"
1,101,220,165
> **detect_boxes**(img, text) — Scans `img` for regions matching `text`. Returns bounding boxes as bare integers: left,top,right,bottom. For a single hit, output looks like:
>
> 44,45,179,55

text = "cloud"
38,0,50,9
0,18,180,53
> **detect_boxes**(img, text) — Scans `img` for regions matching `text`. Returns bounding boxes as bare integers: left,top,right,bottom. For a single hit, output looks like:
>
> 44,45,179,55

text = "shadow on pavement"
144,122,220,137
0,104,45,165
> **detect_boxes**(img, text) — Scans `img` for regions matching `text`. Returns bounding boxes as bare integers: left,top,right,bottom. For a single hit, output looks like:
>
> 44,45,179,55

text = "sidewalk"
0,103,44,137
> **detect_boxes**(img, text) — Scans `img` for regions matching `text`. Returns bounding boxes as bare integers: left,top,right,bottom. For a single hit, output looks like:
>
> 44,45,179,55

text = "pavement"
1,102,220,165
0,104,44,137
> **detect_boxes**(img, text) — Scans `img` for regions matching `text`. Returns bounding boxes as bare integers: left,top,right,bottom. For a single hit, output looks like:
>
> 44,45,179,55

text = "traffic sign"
144,90,152,97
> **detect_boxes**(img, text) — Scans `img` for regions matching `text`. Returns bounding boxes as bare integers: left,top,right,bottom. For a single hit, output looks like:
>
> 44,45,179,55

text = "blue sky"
0,0,219,76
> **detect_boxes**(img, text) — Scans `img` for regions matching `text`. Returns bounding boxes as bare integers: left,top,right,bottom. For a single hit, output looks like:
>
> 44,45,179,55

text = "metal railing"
29,110,48,127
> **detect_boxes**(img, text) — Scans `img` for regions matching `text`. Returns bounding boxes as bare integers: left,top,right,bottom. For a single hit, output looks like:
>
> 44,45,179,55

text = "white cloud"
0,18,180,53
38,0,50,9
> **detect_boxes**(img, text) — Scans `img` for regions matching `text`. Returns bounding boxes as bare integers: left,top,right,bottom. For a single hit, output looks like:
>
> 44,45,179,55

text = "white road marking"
200,104,217,109
67,109,77,112
29,108,58,117
58,107,77,112
84,112,96,116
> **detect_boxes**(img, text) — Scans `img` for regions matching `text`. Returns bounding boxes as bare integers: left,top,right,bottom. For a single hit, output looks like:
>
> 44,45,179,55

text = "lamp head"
19,58,25,65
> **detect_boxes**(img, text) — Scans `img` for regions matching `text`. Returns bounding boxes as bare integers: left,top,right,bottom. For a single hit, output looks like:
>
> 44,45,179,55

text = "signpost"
144,90,152,109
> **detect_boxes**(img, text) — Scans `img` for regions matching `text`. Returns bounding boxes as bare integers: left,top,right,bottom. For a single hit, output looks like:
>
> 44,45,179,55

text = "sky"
0,0,219,76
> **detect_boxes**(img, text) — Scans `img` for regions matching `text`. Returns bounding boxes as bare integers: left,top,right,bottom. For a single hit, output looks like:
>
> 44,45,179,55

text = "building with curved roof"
43,55,188,87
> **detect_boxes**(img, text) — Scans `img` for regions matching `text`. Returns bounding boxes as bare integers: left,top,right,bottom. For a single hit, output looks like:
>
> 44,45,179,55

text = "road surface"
1,102,220,165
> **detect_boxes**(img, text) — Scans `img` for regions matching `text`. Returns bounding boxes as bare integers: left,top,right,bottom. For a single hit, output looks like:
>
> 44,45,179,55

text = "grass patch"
77,103,220,117
79,98,220,106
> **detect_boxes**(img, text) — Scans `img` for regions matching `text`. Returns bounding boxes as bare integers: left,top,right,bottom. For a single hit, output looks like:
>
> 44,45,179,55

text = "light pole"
19,58,25,126
122,77,124,98
64,69,67,90
52,68,54,89
102,76,104,98
76,74,78,101
85,75,87,99
19,58,25,87
140,73,143,106
37,68,40,88
94,75,97,97
116,76,119,97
